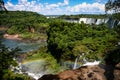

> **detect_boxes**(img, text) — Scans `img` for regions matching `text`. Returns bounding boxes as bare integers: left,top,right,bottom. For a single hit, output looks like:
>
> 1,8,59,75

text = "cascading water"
11,59,51,80
73,53,100,69
96,19,104,25
64,17,119,28
79,18,87,23
86,18,96,25
112,20,116,28
83,60,100,66
73,55,81,69
73,57,78,69
118,21,120,25
104,18,109,23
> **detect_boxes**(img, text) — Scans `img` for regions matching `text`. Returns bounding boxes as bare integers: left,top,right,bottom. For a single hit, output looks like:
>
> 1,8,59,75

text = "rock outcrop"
39,65,106,80
3,33,22,40
114,63,120,80
39,63,120,80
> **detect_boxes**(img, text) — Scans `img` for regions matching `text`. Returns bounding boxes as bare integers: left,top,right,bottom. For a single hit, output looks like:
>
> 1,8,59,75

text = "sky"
4,0,108,15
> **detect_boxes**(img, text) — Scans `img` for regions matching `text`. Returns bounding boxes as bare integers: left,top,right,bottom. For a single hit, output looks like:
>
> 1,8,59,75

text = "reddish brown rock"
39,65,106,80
3,33,22,40
114,63,120,80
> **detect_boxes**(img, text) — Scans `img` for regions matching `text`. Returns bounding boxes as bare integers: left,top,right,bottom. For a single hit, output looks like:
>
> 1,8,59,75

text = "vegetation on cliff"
58,14,107,19
47,20,119,63
0,42,30,80
0,11,49,40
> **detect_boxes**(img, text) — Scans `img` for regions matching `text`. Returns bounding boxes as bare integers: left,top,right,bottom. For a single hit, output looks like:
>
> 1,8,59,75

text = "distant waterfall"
64,17,120,28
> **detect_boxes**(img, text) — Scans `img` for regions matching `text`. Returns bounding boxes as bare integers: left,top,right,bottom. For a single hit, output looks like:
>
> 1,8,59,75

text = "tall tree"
105,0,120,13
0,0,7,11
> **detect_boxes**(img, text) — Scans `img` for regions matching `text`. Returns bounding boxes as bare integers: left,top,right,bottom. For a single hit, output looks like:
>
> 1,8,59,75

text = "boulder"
114,63,120,80
39,65,106,80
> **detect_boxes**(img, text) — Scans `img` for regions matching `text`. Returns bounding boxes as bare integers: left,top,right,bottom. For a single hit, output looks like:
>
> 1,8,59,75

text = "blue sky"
4,0,108,15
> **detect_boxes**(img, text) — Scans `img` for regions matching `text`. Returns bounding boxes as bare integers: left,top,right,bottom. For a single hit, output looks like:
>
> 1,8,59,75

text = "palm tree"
0,0,7,11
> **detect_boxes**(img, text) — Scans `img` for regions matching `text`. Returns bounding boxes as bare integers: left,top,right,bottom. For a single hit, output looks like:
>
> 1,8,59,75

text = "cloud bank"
5,0,105,15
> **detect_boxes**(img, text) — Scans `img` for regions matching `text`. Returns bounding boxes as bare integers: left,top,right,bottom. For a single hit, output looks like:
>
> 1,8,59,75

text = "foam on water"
83,61,100,66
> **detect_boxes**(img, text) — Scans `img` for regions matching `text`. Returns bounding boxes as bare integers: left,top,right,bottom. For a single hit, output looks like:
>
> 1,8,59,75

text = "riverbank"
3,33,22,40
3,33,47,43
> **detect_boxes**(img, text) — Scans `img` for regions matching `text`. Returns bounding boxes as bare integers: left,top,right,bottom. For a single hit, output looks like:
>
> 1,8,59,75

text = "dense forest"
0,41,31,80
0,11,54,40
0,11,48,33
47,20,120,63
58,14,107,19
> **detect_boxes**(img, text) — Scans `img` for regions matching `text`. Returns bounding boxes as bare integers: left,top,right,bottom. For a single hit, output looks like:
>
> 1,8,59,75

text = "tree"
0,42,30,80
0,0,7,11
47,20,118,63
105,0,120,13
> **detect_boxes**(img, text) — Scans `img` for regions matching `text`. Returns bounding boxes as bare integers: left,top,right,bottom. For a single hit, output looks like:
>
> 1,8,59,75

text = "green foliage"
2,70,30,80
0,41,30,80
0,11,48,34
19,32,47,40
24,47,61,73
112,13,120,20
104,47,120,65
105,0,120,13
47,20,118,63
58,14,107,19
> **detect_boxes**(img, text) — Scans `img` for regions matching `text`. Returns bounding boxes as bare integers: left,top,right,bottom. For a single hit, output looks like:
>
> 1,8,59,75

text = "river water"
0,37,48,79
1,38,47,53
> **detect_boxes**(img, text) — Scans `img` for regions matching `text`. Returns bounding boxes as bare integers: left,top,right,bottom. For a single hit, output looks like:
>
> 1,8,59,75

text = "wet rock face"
39,66,106,80
114,63,120,80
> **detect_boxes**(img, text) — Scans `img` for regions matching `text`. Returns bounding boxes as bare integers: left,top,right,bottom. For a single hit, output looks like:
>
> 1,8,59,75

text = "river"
0,37,48,79
1,38,47,53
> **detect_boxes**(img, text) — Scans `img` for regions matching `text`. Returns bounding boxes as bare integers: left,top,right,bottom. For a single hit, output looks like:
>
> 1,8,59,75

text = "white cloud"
64,0,69,5
5,0,43,12
5,0,105,15
66,2,105,14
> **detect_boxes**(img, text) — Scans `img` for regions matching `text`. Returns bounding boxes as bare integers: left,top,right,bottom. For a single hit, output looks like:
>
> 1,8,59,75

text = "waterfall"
79,18,87,23
104,18,109,23
73,53,100,69
117,21,120,26
64,17,119,28
86,18,96,25
96,19,105,25
73,57,78,69
111,20,116,28
73,55,81,69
